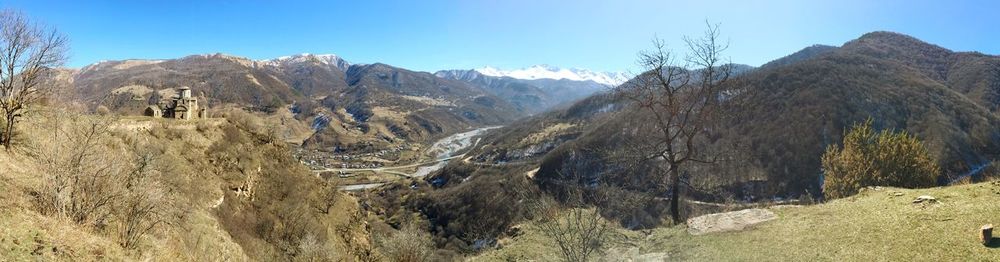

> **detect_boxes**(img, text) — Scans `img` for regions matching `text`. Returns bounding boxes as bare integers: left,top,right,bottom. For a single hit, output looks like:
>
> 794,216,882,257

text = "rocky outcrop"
686,208,777,235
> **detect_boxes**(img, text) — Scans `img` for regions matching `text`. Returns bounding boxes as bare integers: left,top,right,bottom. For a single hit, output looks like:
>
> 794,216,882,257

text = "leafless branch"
0,9,69,150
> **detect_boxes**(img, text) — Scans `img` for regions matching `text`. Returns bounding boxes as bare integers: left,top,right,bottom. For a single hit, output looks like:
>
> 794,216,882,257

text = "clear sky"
1,0,997,73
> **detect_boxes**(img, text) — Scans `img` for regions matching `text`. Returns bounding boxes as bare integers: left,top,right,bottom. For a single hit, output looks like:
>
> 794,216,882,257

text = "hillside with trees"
46,54,528,156
359,30,1000,255
6,2,1000,261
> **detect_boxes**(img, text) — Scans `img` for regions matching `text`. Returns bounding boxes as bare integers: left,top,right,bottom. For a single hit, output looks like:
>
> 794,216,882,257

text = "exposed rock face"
913,195,937,203
686,208,777,235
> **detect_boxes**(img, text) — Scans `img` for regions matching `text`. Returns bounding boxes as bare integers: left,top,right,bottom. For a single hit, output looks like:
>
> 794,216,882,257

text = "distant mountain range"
51,53,527,152
435,68,611,114
436,65,631,114
473,65,629,86
69,53,625,114
44,50,757,161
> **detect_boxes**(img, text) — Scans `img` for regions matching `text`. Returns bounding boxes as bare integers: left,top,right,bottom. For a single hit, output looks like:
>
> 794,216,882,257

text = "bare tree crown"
0,9,68,149
613,22,734,223
617,23,732,168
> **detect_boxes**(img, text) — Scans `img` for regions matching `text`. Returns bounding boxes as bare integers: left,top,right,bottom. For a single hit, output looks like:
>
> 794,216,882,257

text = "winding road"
313,155,465,176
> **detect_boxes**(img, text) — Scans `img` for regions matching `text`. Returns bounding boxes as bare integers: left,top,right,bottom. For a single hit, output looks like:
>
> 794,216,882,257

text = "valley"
1,2,999,261
302,126,501,190
9,30,1000,261
31,30,1000,260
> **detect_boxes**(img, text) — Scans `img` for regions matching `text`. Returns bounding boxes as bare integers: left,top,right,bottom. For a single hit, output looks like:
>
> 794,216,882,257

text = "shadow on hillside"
987,238,1000,248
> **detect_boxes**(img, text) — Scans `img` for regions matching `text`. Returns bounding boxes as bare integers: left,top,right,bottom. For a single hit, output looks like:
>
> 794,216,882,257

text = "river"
336,126,500,190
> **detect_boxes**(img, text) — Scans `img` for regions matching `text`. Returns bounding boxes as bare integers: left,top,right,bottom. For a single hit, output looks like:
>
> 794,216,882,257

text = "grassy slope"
0,138,130,260
0,109,364,260
477,182,1000,261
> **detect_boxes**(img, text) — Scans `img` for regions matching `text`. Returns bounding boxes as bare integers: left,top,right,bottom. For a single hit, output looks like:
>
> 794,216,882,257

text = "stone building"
144,86,207,120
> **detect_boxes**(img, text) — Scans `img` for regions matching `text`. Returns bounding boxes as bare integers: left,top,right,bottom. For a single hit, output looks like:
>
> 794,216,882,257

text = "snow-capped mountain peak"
260,53,350,71
474,65,628,86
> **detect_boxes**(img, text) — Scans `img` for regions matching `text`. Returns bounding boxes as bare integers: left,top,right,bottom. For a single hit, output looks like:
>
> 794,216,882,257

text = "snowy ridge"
475,65,628,86
259,53,351,71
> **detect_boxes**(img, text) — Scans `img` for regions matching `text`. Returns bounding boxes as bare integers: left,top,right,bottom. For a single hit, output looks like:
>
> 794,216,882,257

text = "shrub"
95,105,111,115
33,113,166,249
822,118,939,199
375,223,435,262
536,206,612,262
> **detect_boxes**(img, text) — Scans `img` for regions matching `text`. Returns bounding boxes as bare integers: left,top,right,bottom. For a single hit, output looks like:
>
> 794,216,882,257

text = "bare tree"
314,179,341,214
613,23,734,223
529,178,612,262
294,233,337,261
0,9,69,150
36,113,122,225
116,138,166,249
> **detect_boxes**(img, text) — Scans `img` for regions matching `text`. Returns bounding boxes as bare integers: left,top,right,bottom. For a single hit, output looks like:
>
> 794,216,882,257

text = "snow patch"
258,53,351,71
475,64,628,86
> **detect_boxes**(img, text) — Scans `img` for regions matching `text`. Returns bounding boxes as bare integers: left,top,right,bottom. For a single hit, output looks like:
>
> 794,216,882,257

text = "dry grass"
658,184,1000,261
0,108,364,260
0,210,127,261
401,95,455,107
110,84,154,96
371,106,410,122
519,123,575,146
0,125,127,260
472,209,632,262
476,183,1000,261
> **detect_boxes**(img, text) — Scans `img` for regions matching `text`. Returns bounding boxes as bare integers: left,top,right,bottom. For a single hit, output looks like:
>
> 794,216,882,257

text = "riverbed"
337,126,500,190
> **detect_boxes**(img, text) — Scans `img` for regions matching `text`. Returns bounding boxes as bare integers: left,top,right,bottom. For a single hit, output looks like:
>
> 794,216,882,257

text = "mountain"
302,63,521,151
475,65,629,86
435,69,554,113
259,53,351,72
759,44,838,69
840,31,1000,112
53,53,526,152
379,32,1000,239
604,32,1000,189
436,68,611,113
439,65,755,114
257,53,352,97
72,53,299,112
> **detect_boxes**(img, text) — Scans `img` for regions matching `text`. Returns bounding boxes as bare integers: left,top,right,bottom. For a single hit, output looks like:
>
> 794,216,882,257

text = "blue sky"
1,0,997,73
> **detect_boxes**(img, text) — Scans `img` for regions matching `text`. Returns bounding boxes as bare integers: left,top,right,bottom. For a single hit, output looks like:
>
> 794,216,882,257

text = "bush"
822,119,939,199
33,113,166,249
375,223,435,262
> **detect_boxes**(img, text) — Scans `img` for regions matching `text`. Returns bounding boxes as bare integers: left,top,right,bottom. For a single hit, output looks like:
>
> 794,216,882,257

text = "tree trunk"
669,167,681,223
2,113,14,150
982,224,994,246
